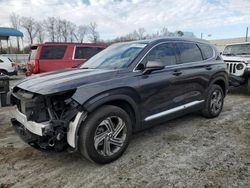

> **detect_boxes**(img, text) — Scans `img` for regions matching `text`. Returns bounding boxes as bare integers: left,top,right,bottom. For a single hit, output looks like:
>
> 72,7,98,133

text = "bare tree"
56,18,63,42
60,19,69,42
21,17,38,45
74,25,88,43
160,27,172,37
45,17,57,42
137,28,146,40
68,21,76,42
10,13,21,51
88,22,99,43
36,22,45,43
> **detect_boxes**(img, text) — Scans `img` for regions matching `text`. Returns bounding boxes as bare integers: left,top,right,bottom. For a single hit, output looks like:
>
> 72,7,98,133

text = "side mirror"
143,61,165,74
220,52,222,55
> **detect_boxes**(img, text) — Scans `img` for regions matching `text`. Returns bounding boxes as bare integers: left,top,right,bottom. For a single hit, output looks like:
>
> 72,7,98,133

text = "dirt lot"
0,78,250,188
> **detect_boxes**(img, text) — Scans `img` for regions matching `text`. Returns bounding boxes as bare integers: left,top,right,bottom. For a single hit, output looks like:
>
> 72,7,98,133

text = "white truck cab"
221,42,250,93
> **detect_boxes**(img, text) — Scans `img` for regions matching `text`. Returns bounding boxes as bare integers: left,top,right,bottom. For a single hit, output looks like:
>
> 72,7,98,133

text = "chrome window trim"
144,100,204,121
133,41,216,72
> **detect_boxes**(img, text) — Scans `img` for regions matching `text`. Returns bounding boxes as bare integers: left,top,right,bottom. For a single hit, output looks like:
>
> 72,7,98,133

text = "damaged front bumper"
10,88,88,152
11,107,87,152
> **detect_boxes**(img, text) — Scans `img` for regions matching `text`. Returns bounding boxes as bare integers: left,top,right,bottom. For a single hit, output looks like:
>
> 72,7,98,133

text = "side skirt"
144,100,205,122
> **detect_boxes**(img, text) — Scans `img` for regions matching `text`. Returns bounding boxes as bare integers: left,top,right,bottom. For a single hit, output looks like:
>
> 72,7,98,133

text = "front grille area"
224,61,245,76
226,62,237,74
11,88,50,123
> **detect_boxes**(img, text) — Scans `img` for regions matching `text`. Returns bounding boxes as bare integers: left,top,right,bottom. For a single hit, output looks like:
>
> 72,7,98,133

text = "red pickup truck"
26,42,106,76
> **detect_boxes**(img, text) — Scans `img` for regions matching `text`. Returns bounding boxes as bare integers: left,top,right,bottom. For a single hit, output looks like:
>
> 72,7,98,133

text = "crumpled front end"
10,87,85,152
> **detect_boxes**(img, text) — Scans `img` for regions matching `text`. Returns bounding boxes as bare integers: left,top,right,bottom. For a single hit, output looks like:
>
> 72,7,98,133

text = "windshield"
223,43,250,56
80,42,147,69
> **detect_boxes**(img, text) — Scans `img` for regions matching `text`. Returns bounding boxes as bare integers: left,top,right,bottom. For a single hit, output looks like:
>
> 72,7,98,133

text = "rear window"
29,46,38,60
40,46,67,59
74,46,104,60
198,43,214,60
176,42,203,63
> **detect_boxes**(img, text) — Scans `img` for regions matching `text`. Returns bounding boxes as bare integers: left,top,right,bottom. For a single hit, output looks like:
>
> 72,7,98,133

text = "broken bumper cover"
10,107,87,151
11,106,49,136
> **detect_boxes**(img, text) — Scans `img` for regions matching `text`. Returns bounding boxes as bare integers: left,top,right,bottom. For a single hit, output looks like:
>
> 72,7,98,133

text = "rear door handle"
205,65,212,70
172,70,182,76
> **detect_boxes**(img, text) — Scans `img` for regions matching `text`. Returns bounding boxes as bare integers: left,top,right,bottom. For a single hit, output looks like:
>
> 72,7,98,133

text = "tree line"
9,13,100,49
7,13,187,53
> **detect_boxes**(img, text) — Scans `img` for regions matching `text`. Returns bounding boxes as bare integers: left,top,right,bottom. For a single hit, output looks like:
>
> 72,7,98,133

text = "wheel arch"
209,73,228,96
83,94,141,131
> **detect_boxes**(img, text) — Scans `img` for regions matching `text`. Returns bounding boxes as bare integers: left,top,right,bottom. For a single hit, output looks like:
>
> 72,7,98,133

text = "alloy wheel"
94,116,127,157
210,89,223,114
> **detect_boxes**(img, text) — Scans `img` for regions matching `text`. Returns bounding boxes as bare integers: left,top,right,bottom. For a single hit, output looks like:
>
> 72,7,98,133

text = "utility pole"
246,27,248,42
201,32,203,39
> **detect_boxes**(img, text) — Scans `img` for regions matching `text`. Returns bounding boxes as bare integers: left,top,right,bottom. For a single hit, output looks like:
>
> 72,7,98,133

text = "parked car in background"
222,42,250,93
0,56,17,76
26,42,107,76
10,38,228,164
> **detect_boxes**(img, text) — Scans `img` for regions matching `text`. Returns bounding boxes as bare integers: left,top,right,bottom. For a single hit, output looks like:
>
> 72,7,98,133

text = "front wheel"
202,84,224,118
78,105,132,164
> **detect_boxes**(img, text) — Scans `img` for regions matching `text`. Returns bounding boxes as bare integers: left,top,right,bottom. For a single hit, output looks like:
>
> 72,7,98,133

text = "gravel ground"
0,77,249,188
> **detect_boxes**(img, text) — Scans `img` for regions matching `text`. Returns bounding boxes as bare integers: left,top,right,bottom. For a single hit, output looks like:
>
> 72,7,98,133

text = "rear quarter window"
29,46,38,60
40,46,67,59
198,43,214,60
74,46,104,60
176,42,203,63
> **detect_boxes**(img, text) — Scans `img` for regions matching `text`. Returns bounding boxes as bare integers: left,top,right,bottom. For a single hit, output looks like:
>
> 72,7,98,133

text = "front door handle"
172,70,182,76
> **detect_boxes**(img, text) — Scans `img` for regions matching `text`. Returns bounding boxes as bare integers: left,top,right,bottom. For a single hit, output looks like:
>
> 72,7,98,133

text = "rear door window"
74,46,104,60
198,43,214,60
144,43,177,66
40,46,67,59
176,42,203,63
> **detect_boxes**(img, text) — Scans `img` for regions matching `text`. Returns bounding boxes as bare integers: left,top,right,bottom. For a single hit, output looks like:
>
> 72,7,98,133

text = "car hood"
15,68,118,95
222,55,250,62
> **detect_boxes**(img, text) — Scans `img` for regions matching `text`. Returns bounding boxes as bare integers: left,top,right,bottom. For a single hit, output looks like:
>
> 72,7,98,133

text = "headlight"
236,63,244,70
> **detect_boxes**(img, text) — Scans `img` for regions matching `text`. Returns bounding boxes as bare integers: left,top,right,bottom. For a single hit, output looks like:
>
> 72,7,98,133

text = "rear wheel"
202,84,224,118
78,105,132,164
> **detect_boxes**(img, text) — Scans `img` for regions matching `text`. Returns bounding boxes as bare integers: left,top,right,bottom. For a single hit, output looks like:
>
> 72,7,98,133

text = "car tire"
78,105,132,164
202,84,224,118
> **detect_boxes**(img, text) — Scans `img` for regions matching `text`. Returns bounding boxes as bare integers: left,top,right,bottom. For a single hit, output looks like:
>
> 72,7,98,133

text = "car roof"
31,42,107,47
115,37,210,46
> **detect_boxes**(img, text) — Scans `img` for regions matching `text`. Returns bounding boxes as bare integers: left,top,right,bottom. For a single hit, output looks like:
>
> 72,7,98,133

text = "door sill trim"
144,100,204,121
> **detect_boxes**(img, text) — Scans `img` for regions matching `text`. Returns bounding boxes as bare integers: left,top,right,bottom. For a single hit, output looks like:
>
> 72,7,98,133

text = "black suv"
10,38,228,164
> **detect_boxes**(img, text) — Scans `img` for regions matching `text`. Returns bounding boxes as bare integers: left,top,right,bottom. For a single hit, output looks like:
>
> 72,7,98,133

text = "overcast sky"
0,0,250,40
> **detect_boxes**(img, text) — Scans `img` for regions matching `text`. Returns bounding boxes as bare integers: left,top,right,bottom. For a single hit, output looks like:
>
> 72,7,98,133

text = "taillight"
33,60,39,74
11,63,16,67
